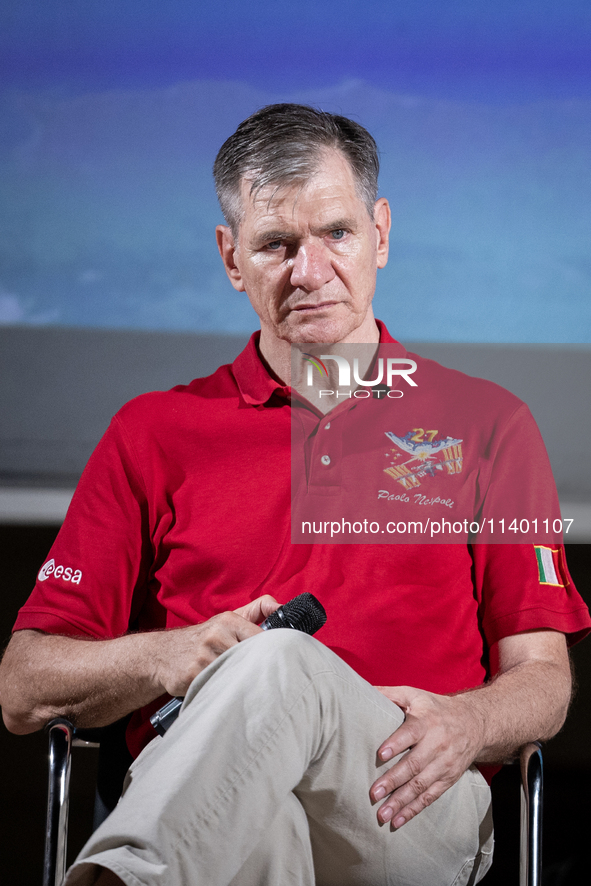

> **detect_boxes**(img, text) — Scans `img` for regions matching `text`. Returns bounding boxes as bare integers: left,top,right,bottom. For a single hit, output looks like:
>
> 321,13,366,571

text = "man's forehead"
239,175,308,217
237,153,365,231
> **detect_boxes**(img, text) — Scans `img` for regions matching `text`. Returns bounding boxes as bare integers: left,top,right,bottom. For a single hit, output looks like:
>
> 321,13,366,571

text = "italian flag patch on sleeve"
534,545,567,587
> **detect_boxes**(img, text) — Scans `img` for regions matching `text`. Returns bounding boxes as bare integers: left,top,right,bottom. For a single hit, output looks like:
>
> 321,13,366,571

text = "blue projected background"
1,1,590,342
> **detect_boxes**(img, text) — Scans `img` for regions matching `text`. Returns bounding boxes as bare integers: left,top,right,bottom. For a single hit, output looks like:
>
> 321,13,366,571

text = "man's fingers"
158,612,266,696
371,745,427,801
377,775,451,829
234,595,279,624
372,747,458,825
376,716,425,762
371,742,465,830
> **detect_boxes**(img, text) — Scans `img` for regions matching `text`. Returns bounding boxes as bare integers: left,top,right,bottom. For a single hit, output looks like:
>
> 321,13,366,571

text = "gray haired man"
1,104,582,886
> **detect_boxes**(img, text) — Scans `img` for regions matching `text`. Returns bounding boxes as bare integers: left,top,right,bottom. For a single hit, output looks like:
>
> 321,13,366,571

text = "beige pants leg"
65,631,493,886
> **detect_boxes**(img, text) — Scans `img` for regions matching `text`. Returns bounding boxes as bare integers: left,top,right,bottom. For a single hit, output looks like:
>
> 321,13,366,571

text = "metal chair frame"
44,716,132,886
520,742,544,886
44,719,96,886
44,719,544,886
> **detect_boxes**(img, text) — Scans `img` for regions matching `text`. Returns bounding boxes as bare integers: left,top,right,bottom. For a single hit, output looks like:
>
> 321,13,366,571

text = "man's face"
216,149,390,345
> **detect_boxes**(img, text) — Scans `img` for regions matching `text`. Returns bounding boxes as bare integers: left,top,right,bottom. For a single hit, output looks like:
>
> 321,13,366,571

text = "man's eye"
330,230,346,240
267,240,283,250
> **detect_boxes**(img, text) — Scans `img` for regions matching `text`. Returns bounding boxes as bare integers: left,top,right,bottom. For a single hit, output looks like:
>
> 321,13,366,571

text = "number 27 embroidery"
410,428,438,443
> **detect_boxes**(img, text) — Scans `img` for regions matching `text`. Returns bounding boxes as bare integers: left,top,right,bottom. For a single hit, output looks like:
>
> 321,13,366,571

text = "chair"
43,718,544,886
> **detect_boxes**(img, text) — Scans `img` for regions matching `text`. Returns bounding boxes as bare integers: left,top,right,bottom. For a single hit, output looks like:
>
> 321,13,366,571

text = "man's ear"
373,198,391,269
216,225,246,292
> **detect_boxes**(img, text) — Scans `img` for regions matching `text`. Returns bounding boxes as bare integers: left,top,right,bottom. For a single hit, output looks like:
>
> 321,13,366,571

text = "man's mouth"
291,301,340,312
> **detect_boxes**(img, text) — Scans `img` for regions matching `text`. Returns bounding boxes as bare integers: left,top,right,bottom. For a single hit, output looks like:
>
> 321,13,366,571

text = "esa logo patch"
38,558,82,585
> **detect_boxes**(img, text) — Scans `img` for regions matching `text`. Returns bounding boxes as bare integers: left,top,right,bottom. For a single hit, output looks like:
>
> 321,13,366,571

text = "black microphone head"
264,593,327,635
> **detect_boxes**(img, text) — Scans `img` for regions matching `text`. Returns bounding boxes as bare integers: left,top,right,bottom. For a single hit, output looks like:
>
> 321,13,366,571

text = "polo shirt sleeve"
475,401,563,542
12,413,152,639
472,543,591,648
471,399,590,646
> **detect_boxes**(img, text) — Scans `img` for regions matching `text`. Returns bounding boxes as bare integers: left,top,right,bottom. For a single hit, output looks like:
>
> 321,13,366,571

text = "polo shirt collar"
232,321,399,406
231,332,287,406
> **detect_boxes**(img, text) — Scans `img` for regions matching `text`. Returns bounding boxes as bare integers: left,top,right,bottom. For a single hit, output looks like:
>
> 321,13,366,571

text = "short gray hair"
213,103,380,235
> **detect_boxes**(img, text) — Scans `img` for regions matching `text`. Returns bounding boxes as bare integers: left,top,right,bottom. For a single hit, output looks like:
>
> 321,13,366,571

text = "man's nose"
289,241,336,291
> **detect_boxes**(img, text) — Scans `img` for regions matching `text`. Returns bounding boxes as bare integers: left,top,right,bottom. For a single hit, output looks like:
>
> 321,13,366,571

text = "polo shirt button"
321,455,331,466
324,422,331,430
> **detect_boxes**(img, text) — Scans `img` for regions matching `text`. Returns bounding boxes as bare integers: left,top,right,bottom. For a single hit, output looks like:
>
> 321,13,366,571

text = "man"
1,104,588,886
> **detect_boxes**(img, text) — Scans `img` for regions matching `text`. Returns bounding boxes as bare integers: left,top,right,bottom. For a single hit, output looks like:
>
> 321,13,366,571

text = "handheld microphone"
150,593,327,736
260,592,326,633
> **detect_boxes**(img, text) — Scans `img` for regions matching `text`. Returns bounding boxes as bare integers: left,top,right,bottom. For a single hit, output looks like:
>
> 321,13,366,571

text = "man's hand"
0,594,279,734
370,687,484,829
153,595,280,697
369,630,571,830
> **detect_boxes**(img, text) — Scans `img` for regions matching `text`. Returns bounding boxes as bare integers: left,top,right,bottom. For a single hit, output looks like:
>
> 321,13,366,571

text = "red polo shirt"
14,324,591,757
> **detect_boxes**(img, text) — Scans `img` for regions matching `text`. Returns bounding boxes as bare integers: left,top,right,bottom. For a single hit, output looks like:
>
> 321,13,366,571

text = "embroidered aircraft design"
385,431,463,465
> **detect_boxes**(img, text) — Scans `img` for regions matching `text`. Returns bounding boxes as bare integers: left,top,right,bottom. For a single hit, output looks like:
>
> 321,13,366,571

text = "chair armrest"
43,718,74,886
519,742,543,886
43,714,130,884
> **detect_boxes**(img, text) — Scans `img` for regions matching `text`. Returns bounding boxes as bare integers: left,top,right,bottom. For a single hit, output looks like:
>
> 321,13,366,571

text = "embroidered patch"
384,429,463,491
534,545,566,587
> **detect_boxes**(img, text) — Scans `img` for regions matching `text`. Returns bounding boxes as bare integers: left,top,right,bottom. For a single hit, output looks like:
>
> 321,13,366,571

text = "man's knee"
182,630,339,715
232,629,336,675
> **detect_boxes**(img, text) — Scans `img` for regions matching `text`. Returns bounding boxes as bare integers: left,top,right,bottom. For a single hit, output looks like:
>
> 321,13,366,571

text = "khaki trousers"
65,631,494,886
